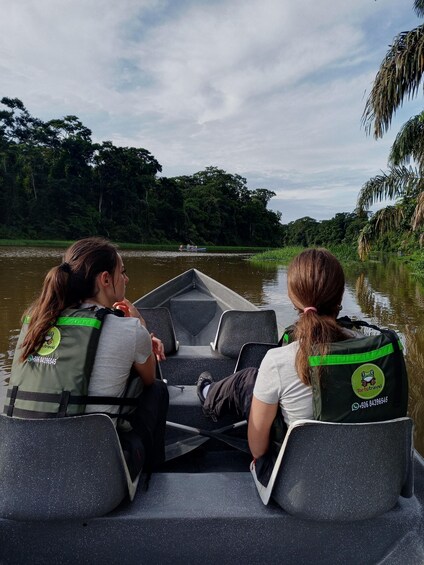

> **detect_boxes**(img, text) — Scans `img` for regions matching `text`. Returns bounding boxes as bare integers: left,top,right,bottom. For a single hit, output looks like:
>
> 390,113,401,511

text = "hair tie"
59,262,71,274
303,307,317,313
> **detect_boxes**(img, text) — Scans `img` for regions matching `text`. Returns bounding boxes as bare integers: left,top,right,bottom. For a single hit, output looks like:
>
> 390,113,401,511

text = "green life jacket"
279,317,409,423
4,307,138,419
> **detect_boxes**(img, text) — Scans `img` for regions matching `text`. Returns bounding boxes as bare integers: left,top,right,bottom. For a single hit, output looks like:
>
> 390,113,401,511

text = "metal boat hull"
1,269,423,564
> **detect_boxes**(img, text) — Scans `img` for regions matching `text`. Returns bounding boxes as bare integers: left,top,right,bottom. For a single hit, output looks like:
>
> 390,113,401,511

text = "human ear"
98,271,112,288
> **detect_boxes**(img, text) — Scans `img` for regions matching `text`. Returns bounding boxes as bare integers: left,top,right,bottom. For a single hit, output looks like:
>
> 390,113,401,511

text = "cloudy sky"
1,0,422,223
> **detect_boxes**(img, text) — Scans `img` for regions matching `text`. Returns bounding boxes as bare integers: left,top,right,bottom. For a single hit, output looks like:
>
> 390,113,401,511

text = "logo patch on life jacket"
37,326,61,356
351,363,385,399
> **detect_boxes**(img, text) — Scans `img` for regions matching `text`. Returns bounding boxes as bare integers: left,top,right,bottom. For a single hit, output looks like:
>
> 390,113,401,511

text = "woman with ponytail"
248,248,350,461
7,237,168,475
197,248,357,483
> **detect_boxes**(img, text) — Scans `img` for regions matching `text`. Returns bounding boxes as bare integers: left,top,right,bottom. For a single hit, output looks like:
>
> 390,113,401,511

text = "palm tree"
362,1,424,138
357,205,406,260
358,1,424,257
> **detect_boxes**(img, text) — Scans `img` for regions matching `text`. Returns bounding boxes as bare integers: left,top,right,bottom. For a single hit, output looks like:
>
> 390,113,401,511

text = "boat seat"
138,307,178,355
234,342,280,372
170,291,217,338
251,417,414,521
0,414,140,521
211,310,279,358
160,345,236,385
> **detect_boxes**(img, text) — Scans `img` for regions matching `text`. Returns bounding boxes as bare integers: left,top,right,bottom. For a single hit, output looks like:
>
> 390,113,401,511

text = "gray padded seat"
251,417,414,521
0,414,139,521
234,342,280,372
138,307,178,355
211,310,278,358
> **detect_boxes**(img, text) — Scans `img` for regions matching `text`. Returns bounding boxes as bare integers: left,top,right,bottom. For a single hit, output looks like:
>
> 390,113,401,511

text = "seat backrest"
251,417,414,521
138,307,178,355
0,414,138,521
211,310,278,358
234,342,280,372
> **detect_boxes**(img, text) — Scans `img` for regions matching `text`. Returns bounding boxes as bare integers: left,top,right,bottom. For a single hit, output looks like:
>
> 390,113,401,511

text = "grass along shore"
250,245,424,289
249,244,360,266
0,239,271,253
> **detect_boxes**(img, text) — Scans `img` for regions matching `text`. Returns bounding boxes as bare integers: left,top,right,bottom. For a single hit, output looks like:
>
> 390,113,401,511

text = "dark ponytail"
20,237,118,360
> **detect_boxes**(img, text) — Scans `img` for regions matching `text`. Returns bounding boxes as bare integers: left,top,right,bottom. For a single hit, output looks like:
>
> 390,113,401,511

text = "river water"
0,248,423,455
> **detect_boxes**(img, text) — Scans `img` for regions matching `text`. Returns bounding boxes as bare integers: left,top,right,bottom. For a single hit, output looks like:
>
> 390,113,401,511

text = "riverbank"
249,244,361,266
0,239,272,253
398,250,424,281
4,239,423,279
249,245,424,294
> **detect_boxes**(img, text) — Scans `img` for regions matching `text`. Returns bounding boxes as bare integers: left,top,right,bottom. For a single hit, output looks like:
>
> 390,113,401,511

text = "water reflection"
0,248,423,455
349,259,424,455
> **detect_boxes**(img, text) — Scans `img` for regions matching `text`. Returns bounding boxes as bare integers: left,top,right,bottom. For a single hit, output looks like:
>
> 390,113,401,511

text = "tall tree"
362,2,424,138
358,2,424,256
93,142,162,241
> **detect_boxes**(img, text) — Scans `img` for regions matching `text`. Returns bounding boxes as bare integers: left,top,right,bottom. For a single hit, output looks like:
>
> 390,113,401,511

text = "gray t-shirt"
85,312,152,417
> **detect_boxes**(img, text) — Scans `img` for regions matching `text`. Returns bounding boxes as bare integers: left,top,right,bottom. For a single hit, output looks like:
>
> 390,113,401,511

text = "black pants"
203,367,258,420
203,367,286,487
120,379,169,479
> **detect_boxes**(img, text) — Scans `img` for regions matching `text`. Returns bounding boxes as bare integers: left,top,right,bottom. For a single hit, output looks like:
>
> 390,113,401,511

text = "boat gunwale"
134,268,259,312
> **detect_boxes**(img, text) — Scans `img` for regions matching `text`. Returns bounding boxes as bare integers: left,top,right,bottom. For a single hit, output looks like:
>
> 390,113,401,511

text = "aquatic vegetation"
249,244,359,266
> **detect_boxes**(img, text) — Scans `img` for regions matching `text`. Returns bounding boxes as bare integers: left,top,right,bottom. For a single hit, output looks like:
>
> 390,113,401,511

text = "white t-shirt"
253,329,361,426
85,312,152,417
253,342,313,426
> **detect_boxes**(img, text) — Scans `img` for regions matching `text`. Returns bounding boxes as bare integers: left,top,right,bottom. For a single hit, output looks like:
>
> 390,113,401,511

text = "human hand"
113,299,146,326
113,300,131,317
151,333,166,361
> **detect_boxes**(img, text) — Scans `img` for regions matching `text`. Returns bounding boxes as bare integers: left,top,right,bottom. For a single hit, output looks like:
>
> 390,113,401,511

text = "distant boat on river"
179,244,207,252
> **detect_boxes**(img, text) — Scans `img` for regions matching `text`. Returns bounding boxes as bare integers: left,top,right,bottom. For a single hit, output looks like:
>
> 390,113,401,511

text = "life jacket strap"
7,386,18,417
4,387,140,419
6,388,139,406
58,391,70,417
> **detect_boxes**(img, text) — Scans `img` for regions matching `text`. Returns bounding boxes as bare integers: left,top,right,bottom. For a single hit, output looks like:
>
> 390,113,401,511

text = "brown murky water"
1,248,423,455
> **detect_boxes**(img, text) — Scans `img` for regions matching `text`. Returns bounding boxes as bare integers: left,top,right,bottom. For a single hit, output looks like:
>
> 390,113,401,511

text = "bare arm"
114,299,165,361
113,299,161,385
248,395,279,459
132,353,156,386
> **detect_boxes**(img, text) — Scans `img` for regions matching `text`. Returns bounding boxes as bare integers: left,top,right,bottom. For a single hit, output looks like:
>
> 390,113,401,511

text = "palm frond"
415,0,424,17
412,191,424,229
389,112,424,168
357,223,374,261
362,24,424,138
357,205,406,260
373,205,405,234
357,166,419,211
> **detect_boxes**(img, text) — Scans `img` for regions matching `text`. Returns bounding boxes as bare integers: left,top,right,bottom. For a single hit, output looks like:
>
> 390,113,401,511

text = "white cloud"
0,0,422,223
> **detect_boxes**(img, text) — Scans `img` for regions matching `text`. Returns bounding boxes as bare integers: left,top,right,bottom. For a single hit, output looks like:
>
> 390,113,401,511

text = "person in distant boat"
196,248,363,485
5,237,169,477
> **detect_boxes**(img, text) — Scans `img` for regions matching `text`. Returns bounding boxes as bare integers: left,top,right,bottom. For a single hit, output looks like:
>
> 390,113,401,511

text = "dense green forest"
0,97,285,246
0,97,368,249
281,213,367,248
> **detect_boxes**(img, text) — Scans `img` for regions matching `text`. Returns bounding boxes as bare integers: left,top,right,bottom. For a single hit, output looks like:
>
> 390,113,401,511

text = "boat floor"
1,452,424,565
2,374,424,564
